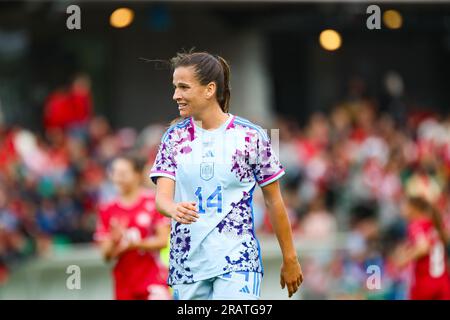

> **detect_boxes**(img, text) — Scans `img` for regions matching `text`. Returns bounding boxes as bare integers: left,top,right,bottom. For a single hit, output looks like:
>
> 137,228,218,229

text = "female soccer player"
95,154,171,300
150,51,303,300
396,196,450,300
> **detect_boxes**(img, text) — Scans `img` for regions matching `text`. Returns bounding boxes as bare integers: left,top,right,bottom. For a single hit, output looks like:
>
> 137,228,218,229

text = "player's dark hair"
407,196,448,245
114,153,146,174
170,49,231,113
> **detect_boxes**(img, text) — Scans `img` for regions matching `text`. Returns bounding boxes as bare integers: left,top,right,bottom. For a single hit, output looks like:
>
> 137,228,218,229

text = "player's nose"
173,88,182,101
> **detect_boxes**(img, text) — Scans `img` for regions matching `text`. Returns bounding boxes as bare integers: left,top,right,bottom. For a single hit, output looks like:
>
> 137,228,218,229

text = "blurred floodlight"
383,10,403,29
110,8,134,28
319,29,342,51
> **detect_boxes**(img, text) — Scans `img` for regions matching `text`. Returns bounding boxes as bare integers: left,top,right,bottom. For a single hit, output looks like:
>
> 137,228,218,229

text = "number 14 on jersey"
194,186,223,214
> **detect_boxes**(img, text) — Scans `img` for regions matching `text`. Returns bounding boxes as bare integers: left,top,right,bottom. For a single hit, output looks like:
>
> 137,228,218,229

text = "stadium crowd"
272,98,450,299
1,81,449,299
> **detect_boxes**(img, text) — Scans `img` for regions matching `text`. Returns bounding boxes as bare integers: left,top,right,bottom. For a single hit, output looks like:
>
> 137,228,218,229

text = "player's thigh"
172,279,214,300
212,271,262,300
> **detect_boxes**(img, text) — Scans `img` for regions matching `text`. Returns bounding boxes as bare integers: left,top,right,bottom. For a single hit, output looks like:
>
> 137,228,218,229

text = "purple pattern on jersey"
230,126,257,182
153,141,178,173
216,190,254,237
216,189,262,274
168,222,194,285
254,139,283,183
222,241,262,274
151,120,196,176
230,122,283,184
231,149,254,183
180,146,192,154
226,120,236,130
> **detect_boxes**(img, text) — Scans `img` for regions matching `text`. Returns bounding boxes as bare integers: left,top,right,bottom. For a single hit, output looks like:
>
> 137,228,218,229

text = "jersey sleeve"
408,221,428,245
252,131,285,187
149,131,177,184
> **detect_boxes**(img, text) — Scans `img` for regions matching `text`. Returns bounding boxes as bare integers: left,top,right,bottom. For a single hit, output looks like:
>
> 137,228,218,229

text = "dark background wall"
1,1,449,130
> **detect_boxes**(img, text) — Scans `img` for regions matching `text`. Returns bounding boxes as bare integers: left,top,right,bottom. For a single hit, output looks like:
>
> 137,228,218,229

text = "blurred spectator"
43,73,93,134
301,194,337,240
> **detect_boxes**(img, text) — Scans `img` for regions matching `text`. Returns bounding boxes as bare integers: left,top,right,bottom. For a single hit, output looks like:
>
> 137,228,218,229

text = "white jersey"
150,114,285,285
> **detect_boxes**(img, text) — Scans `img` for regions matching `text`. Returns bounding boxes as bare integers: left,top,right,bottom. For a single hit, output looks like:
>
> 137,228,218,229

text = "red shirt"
43,88,92,130
407,218,450,299
70,88,92,124
44,91,72,130
94,190,170,297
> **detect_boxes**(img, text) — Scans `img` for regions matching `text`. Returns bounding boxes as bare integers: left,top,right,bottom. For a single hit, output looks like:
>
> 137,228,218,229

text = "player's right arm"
154,177,199,224
95,210,126,262
395,233,430,268
99,237,119,262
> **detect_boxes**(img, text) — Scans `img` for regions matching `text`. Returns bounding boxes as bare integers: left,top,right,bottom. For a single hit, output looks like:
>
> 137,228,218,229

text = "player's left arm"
127,223,170,252
261,180,303,298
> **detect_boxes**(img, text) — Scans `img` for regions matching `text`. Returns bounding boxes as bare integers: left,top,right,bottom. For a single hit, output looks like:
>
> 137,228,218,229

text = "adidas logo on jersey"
202,150,215,158
239,285,250,294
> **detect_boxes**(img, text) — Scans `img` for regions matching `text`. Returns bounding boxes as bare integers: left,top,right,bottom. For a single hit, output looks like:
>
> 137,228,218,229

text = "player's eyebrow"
173,81,190,87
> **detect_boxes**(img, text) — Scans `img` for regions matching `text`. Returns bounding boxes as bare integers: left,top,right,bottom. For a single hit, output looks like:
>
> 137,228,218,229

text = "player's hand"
109,218,126,243
171,202,199,224
110,238,130,259
280,256,303,298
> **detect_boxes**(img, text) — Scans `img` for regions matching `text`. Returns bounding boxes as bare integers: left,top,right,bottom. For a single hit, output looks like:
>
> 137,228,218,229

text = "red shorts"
410,278,450,300
115,283,172,300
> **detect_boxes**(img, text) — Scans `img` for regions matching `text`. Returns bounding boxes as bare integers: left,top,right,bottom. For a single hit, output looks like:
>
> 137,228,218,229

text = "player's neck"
119,188,142,207
193,105,229,130
410,213,429,223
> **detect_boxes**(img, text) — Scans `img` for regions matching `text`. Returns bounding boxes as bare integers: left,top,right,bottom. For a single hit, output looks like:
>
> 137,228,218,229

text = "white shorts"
172,271,262,300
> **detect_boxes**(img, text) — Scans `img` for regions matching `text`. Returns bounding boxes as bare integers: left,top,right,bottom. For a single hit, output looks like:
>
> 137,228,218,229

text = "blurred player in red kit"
94,154,172,300
396,196,450,300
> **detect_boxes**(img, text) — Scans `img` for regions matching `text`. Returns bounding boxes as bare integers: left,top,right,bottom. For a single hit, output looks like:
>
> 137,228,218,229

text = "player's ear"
205,81,216,100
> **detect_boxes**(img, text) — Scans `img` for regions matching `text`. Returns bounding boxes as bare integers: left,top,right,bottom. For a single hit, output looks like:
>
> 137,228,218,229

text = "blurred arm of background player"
154,177,199,224
394,234,430,269
99,218,170,261
126,224,170,252
99,218,126,261
262,180,304,298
